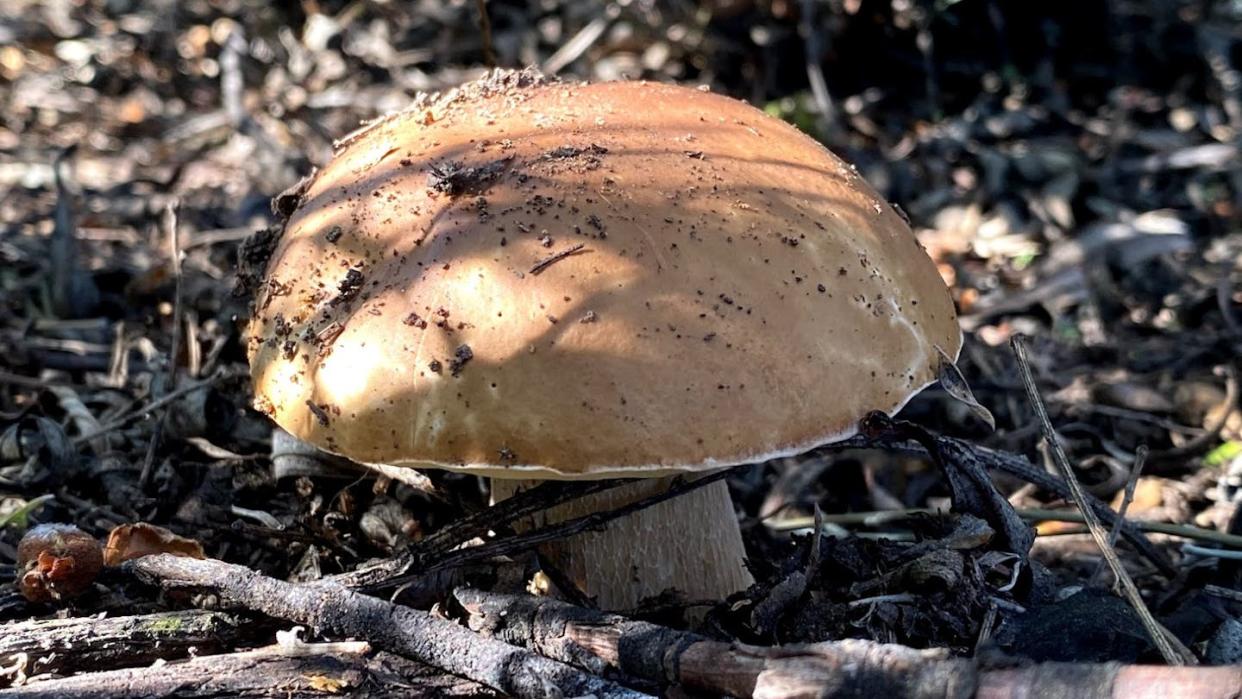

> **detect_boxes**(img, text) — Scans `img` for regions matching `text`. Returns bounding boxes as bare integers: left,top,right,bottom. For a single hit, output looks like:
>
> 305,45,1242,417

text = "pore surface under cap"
248,73,961,478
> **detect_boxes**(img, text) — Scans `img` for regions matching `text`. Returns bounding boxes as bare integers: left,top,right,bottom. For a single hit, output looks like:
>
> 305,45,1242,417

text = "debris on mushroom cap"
247,70,962,478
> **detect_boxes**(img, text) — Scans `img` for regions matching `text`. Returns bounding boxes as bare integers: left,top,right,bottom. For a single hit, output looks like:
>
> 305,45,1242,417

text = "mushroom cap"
247,71,961,479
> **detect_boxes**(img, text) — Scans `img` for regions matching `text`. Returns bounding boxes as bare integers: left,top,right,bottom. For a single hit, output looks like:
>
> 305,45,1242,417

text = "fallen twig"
454,589,1242,699
70,373,224,447
0,642,495,698
529,243,588,275
0,610,244,686
336,476,634,589
127,555,647,699
1091,446,1148,585
1011,335,1194,666
768,506,1242,550
454,588,970,698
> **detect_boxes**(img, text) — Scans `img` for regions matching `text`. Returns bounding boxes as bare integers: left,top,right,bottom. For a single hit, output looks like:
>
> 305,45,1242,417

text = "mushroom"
17,523,104,602
247,69,961,611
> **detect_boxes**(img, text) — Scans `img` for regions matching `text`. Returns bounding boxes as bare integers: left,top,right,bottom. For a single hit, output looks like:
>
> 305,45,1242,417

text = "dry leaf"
103,522,205,567
936,345,996,431
304,675,345,693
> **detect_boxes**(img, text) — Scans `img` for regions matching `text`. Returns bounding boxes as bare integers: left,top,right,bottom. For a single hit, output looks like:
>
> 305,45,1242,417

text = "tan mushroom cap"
248,71,961,479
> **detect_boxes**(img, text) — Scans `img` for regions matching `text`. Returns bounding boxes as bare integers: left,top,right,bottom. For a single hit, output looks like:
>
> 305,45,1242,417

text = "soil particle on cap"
314,321,345,357
428,359,443,374
329,268,365,307
543,144,608,169
434,308,451,329
473,196,490,222
544,144,609,160
254,395,275,416
306,401,331,426
445,66,554,104
579,310,598,323
450,344,473,376
325,226,344,243
403,312,428,329
427,157,511,197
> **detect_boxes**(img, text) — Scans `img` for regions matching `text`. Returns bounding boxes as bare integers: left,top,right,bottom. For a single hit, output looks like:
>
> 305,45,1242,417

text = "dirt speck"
450,344,474,376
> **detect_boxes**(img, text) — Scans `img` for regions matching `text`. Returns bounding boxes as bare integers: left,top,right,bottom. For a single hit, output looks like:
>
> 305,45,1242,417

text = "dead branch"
127,555,648,699
454,588,1242,699
454,588,974,698
0,610,245,687
0,643,496,698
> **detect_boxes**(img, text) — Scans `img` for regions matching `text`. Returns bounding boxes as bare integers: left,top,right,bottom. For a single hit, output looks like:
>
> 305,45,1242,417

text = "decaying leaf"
103,522,206,567
936,345,996,431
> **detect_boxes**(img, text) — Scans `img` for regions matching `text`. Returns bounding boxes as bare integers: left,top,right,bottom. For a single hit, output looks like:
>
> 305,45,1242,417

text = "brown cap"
248,70,961,479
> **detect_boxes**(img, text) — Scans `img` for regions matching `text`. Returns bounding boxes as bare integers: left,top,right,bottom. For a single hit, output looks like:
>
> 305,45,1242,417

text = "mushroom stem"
491,474,753,612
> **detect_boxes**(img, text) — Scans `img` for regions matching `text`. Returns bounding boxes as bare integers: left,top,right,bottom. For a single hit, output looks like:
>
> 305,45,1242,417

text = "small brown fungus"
17,524,104,603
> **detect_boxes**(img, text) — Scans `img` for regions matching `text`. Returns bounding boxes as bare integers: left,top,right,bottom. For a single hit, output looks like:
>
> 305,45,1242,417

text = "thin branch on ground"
127,555,647,699
454,588,1242,699
1011,334,1194,666
767,503,1242,550
70,373,226,447
1091,445,1148,585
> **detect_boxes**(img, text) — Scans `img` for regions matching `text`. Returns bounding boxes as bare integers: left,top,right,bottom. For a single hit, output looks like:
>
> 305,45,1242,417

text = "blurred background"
1,0,1241,661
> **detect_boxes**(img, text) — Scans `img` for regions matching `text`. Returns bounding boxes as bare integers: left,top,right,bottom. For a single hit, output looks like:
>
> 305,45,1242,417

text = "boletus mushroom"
247,69,961,611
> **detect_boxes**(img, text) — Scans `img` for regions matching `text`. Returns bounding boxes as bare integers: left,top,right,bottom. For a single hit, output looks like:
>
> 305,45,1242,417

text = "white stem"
491,476,753,612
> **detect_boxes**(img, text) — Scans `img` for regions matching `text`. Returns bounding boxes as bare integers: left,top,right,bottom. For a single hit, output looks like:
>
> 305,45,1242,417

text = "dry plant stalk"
1010,335,1195,666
